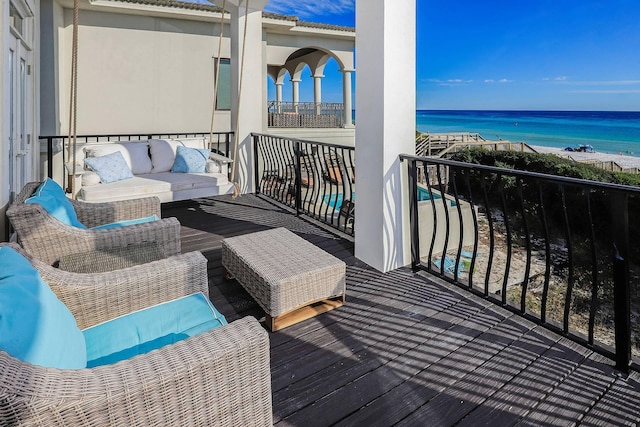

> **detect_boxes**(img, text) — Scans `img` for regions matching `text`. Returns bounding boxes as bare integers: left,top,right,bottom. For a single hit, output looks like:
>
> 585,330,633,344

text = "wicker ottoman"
222,228,346,331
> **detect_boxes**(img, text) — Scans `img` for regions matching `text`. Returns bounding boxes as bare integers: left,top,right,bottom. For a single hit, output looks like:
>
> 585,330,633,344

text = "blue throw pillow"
25,178,87,229
171,146,211,173
84,151,134,184
0,247,87,369
91,215,159,230
84,292,227,367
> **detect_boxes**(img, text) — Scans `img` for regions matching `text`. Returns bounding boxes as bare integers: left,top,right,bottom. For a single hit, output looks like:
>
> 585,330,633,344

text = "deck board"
162,194,640,426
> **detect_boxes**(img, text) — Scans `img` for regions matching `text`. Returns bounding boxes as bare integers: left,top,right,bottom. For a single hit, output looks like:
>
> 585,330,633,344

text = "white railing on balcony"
268,102,345,128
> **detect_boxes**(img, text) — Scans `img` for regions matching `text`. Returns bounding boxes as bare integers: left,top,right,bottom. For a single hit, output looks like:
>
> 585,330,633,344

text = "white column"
313,75,323,114
341,69,354,128
355,0,416,272
226,0,268,194
275,82,283,113
291,78,300,113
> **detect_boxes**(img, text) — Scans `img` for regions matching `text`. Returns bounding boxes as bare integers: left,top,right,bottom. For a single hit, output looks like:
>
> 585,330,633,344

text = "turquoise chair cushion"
0,246,87,369
171,146,210,173
25,178,87,229
91,214,159,230
83,292,228,368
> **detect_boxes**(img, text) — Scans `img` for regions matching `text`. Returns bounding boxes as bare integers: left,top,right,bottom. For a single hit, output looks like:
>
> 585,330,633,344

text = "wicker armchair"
0,243,273,426
7,182,181,268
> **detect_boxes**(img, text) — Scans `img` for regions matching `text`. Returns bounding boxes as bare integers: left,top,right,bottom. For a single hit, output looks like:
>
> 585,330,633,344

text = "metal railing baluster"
499,174,513,305
586,189,599,346
612,191,631,374
560,186,575,334
481,172,495,297
538,182,552,324
518,178,532,314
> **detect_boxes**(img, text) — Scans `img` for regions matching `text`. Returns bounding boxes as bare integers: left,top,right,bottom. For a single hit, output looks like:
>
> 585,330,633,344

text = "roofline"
88,0,354,33
263,11,354,33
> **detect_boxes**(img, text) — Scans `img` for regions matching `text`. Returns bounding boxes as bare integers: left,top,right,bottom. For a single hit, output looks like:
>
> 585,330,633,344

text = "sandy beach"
531,145,640,170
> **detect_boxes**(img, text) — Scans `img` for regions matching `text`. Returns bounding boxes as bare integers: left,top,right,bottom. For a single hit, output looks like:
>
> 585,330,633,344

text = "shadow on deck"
163,194,640,426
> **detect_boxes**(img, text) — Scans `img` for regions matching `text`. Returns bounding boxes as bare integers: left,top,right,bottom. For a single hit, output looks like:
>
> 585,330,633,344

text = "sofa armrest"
72,196,162,228
0,317,272,427
208,153,234,176
209,152,233,164
32,250,208,329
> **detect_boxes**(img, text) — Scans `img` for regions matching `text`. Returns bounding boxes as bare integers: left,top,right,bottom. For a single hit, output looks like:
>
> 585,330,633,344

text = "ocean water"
416,110,640,156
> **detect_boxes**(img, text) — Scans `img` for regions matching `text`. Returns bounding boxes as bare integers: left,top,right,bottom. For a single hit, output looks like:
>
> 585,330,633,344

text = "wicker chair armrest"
7,202,180,265
30,250,208,329
72,197,162,228
0,317,272,427
12,181,40,203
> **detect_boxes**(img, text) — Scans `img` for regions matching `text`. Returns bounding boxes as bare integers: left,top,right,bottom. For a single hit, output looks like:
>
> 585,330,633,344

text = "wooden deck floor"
163,195,640,427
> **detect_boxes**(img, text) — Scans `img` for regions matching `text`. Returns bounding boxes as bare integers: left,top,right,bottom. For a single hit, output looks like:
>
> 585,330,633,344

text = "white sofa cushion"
79,173,229,202
84,141,152,175
81,171,101,186
149,138,207,173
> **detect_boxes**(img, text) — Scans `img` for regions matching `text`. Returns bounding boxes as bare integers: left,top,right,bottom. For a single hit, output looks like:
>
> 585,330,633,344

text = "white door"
8,25,33,201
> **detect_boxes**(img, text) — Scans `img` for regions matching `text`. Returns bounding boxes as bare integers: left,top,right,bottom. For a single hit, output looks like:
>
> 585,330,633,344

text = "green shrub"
446,149,640,187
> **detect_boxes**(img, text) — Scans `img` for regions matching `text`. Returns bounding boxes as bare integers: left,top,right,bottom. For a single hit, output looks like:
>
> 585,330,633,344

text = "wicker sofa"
0,243,273,426
7,182,181,268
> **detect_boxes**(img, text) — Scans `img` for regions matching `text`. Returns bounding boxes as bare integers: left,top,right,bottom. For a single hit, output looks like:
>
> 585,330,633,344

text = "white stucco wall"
265,34,354,71
266,128,355,147
57,8,232,135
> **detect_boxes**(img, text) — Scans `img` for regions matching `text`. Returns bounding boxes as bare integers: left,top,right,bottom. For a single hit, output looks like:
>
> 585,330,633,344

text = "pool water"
418,187,456,206
323,188,456,210
417,187,442,201
324,192,353,210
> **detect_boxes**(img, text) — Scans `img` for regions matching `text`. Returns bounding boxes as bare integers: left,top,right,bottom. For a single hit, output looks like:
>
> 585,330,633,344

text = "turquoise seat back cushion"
83,292,228,368
25,178,87,229
91,214,159,230
171,146,211,173
0,247,87,369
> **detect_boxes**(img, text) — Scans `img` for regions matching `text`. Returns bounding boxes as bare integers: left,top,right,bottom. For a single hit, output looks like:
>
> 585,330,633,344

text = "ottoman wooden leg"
223,267,235,280
265,294,346,332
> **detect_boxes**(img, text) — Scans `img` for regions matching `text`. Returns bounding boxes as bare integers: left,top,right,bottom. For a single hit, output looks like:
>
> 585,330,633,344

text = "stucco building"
1,0,356,240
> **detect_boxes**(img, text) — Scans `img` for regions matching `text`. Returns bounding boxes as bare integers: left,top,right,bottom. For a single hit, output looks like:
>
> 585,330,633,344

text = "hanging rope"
67,0,80,197
229,0,250,198
209,0,226,146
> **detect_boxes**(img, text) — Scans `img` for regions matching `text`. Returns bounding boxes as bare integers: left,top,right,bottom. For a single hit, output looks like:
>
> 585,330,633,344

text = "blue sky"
264,0,640,111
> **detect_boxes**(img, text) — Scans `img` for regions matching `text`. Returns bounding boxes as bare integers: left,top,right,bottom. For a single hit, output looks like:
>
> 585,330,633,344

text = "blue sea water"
416,110,640,156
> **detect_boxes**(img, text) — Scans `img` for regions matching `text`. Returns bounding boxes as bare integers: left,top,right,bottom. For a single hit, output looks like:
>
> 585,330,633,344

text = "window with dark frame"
215,58,231,110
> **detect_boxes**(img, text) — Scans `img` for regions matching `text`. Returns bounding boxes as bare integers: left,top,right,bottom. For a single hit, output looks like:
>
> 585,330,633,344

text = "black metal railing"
253,133,355,236
267,102,345,128
40,132,234,187
401,154,639,374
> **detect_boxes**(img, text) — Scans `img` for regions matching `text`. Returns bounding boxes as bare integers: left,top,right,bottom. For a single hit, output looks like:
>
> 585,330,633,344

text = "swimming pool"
417,187,441,201
323,192,353,210
323,187,454,210
418,187,456,206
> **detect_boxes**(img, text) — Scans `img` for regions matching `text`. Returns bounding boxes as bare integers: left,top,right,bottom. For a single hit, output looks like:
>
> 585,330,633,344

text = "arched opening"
267,47,352,128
